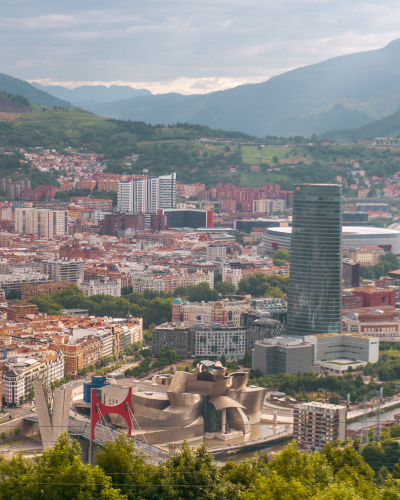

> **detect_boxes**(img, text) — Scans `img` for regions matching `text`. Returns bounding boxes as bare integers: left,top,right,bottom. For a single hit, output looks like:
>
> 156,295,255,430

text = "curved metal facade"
287,184,342,337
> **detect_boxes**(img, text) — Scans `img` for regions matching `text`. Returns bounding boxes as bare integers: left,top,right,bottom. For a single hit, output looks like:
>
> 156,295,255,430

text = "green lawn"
175,363,192,372
240,171,291,187
241,145,292,165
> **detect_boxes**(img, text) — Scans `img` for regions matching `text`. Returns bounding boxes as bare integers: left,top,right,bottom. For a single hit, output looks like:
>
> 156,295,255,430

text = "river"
347,407,400,430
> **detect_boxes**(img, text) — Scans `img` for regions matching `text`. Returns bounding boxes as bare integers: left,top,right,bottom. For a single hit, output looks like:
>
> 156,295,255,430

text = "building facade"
293,402,346,451
287,184,342,337
79,279,121,298
252,337,313,376
40,258,84,284
15,208,69,238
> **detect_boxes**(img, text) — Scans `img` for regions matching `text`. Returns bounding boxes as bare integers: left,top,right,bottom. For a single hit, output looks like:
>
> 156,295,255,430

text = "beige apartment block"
15,208,69,238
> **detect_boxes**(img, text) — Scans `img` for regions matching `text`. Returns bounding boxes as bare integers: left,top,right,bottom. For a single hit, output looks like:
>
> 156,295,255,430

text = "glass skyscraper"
287,184,342,337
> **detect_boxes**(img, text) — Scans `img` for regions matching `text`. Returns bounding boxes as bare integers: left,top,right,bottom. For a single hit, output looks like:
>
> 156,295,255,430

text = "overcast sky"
1,0,400,94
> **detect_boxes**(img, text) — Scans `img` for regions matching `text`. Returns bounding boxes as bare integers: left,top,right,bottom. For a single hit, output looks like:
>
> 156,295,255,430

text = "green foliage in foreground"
27,285,172,328
4,434,400,499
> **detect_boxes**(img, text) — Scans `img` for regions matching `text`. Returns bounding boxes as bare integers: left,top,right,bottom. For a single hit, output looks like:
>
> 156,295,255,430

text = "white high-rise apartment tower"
117,173,176,214
117,182,133,213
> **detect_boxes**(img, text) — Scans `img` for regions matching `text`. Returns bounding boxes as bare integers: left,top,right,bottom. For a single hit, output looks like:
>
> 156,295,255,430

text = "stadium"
262,226,400,255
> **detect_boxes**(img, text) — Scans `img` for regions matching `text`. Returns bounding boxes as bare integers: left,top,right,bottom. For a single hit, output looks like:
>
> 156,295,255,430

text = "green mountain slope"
84,38,400,137
0,73,69,108
324,110,400,142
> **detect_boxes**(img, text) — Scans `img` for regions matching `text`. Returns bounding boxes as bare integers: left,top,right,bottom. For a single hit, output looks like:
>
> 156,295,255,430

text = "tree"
151,441,240,500
7,290,21,300
215,281,236,295
272,249,290,263
96,435,154,499
0,433,126,500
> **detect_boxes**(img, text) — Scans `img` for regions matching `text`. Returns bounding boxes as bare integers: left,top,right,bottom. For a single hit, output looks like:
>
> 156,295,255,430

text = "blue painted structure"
83,375,109,403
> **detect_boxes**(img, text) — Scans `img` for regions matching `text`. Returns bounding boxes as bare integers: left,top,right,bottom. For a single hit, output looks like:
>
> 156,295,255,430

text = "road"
347,397,400,421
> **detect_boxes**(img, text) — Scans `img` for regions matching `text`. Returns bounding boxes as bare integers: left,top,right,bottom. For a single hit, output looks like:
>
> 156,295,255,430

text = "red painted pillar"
90,387,132,446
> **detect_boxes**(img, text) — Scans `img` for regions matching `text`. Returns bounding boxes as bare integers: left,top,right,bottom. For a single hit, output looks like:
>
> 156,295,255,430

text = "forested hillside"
0,73,69,108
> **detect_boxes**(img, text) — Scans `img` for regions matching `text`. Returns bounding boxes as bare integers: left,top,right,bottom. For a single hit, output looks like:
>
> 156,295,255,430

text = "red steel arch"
90,387,132,446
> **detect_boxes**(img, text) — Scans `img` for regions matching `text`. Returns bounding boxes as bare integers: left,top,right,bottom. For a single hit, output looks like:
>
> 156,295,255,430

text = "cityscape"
2,1,400,497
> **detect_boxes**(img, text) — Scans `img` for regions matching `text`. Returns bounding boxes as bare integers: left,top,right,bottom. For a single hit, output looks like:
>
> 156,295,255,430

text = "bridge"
24,410,173,464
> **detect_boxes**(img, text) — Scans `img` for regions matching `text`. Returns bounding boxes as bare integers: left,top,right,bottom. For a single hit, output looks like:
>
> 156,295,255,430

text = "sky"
1,0,400,95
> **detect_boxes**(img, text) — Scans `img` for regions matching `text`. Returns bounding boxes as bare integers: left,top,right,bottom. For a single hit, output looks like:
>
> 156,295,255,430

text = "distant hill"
323,110,400,142
0,73,69,108
31,83,152,106
84,38,400,137
0,91,33,113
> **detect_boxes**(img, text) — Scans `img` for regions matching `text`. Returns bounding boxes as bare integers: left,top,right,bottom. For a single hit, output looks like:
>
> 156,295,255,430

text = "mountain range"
0,73,69,108
30,83,152,106
1,39,400,139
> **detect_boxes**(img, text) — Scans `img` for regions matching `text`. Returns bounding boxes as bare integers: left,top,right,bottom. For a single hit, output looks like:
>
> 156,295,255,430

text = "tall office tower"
158,173,176,209
15,208,69,238
117,181,133,213
287,184,342,337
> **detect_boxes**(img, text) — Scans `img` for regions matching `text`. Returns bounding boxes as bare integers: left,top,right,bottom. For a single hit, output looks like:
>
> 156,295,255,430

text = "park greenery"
360,252,400,280
28,285,173,328
174,282,220,302
124,345,178,378
237,273,289,298
2,433,400,499
248,369,396,403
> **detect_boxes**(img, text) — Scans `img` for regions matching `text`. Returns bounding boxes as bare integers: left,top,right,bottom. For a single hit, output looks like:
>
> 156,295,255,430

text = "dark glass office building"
287,184,342,337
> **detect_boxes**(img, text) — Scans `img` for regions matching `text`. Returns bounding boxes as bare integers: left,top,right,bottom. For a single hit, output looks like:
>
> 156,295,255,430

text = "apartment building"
0,272,49,297
293,402,346,451
21,281,70,301
15,208,69,238
195,326,247,360
2,352,64,405
206,245,227,261
0,302,38,320
152,323,196,358
79,278,121,298
117,173,176,214
40,258,84,284
172,298,247,328
253,198,286,213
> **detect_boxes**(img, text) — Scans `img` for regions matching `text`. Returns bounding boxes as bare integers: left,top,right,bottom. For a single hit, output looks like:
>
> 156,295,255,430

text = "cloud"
1,0,400,94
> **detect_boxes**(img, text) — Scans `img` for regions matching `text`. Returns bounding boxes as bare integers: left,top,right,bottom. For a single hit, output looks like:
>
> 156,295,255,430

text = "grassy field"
240,171,291,186
241,145,292,165
175,363,192,372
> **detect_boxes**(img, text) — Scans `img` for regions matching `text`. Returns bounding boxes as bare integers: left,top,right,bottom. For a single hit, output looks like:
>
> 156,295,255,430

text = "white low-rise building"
79,278,121,297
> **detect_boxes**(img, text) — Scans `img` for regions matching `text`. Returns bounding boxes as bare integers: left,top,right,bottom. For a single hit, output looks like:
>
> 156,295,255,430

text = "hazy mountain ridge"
323,109,400,142
0,74,69,108
31,83,152,106
82,39,400,137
